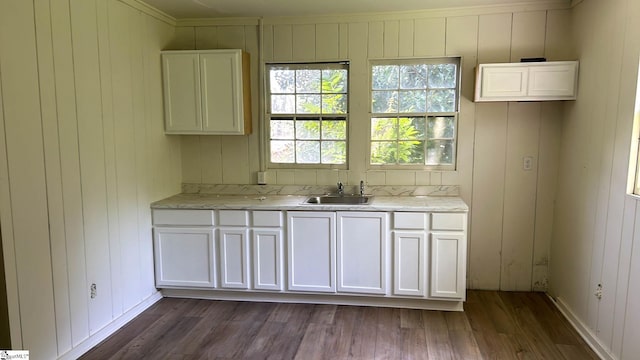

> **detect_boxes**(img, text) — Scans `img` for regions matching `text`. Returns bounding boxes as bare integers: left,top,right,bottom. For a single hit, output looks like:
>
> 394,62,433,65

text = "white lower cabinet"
430,232,466,299
218,228,250,289
252,228,283,291
393,231,427,297
153,227,216,288
287,211,336,293
336,212,388,295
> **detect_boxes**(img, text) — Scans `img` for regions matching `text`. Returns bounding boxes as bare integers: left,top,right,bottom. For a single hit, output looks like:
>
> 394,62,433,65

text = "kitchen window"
266,62,349,168
629,60,640,196
369,58,460,170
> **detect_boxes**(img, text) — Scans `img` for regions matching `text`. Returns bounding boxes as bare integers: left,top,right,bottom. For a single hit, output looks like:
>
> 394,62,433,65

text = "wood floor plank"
80,291,600,360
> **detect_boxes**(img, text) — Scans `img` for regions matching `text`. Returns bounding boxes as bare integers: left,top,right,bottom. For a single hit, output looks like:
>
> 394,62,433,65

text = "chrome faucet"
337,181,344,196
359,180,365,197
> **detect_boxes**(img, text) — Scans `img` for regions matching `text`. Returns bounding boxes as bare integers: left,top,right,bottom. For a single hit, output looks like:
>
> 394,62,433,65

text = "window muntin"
369,58,460,169
267,63,348,167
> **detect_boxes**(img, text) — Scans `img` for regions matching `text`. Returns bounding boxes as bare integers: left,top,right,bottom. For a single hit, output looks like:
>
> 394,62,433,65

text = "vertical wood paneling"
347,22,369,182
477,13,512,63
622,202,640,358
545,10,574,61
195,27,218,49
245,25,261,182
263,24,274,62
398,20,414,57
70,0,114,333
50,0,91,346
383,20,399,57
443,16,477,204
109,0,143,312
292,24,316,60
0,0,57,357
166,26,195,49
368,21,384,58
33,0,73,353
273,24,293,61
413,18,445,56
501,103,540,291
469,104,507,290
316,23,339,60
217,25,245,49
96,0,124,319
510,11,546,61
339,23,349,59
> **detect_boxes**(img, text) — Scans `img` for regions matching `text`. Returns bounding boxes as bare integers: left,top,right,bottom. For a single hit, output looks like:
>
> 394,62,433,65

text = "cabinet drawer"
219,210,249,226
393,212,427,230
153,209,214,226
431,213,466,231
253,211,283,227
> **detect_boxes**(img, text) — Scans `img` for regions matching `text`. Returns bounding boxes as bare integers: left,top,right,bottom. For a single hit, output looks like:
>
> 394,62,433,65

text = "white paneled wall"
550,0,640,359
0,0,181,358
172,7,571,293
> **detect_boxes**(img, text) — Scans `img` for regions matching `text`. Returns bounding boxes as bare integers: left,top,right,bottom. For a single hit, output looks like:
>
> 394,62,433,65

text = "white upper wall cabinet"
474,61,579,102
161,49,252,135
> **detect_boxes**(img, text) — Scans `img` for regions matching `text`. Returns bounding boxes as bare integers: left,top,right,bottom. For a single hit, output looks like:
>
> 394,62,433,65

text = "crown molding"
119,0,176,25
176,17,261,27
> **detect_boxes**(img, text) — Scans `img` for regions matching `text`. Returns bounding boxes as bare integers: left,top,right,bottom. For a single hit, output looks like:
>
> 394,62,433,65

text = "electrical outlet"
523,156,534,171
594,283,602,300
90,283,97,299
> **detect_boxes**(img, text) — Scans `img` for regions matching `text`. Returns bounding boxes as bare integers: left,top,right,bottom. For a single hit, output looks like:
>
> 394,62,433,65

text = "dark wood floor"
80,291,599,359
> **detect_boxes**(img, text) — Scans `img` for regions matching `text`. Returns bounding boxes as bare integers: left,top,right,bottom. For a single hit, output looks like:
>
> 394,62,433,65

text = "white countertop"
151,193,469,212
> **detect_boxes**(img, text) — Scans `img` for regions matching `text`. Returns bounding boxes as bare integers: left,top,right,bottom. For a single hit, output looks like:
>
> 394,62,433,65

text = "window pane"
399,90,426,113
270,120,295,139
398,140,425,164
297,94,321,113
322,69,348,93
296,69,321,93
296,121,320,139
321,141,346,164
296,141,320,163
271,140,295,163
428,64,457,88
270,70,295,93
271,95,295,113
426,139,454,165
427,116,455,139
322,120,346,139
400,65,427,89
371,142,397,164
372,90,398,113
426,89,455,112
371,118,398,140
372,65,399,90
398,117,426,140
322,94,347,114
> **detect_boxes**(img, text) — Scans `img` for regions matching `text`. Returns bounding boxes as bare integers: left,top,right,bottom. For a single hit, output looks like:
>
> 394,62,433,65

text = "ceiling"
141,0,568,19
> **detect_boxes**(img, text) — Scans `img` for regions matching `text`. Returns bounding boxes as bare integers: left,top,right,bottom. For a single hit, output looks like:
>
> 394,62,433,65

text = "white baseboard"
549,294,614,360
56,291,163,360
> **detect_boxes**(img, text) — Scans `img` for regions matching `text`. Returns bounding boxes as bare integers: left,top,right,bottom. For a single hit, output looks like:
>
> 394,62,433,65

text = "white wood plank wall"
171,9,570,294
0,0,181,358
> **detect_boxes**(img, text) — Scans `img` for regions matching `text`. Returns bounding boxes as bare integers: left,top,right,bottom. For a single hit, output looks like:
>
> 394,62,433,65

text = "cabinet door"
476,65,528,101
287,212,336,293
430,232,466,299
161,53,202,132
153,227,215,288
393,231,426,297
337,212,388,294
200,51,245,134
219,228,250,289
252,229,283,291
527,62,577,99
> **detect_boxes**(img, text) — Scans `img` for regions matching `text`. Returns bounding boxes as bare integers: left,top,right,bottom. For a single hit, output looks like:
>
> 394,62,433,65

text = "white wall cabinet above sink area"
474,61,579,102
161,49,252,135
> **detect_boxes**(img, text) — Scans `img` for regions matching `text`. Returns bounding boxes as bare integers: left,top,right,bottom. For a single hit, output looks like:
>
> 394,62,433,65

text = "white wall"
549,0,640,358
171,4,572,292
0,0,181,358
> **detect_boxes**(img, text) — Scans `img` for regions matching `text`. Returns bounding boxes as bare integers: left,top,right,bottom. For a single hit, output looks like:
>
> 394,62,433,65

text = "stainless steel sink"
305,195,372,205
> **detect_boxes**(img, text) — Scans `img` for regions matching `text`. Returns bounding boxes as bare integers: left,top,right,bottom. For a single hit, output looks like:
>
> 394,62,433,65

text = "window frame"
265,62,349,170
367,57,461,171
